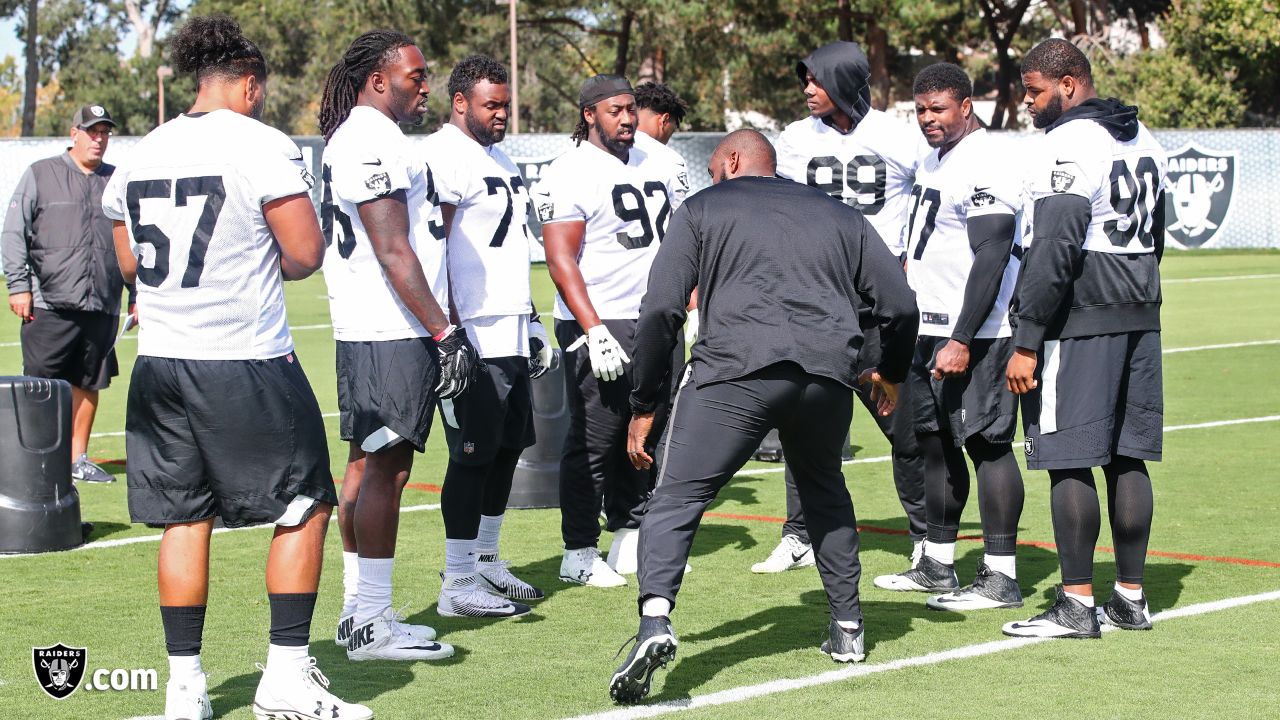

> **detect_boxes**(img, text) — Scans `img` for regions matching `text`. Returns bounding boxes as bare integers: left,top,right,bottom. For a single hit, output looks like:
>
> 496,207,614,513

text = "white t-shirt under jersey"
422,122,533,358
101,110,312,360
322,106,449,342
531,141,680,321
775,109,922,255
905,129,1021,339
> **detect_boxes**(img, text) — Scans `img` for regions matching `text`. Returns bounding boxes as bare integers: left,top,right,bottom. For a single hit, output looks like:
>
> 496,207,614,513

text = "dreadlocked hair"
318,29,415,142
170,15,266,85
569,108,591,146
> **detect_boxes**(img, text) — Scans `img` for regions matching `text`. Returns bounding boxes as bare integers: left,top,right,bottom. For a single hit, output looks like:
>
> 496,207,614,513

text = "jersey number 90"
806,155,887,214
1105,156,1161,249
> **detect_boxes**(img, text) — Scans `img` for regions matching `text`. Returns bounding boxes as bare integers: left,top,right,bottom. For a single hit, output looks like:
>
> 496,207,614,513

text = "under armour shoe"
1098,590,1153,630
252,657,373,720
926,562,1024,611
336,606,436,647
873,554,959,592
438,573,532,618
72,454,115,483
751,534,816,574
560,546,627,587
609,615,678,704
164,674,212,720
346,613,455,661
1002,585,1102,639
819,620,866,663
476,554,545,601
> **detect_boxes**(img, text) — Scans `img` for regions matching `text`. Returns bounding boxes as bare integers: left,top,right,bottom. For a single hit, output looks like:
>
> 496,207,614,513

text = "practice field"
1,251,1278,720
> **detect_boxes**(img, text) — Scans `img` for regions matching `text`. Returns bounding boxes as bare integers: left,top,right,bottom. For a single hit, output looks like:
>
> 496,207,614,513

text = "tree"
1094,47,1243,127
975,0,1033,129
1163,0,1280,125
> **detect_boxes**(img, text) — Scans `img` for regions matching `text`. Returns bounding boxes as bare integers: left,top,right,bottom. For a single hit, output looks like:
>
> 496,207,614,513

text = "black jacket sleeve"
1152,192,1166,264
851,220,919,384
951,212,1016,345
630,203,700,414
1010,194,1090,350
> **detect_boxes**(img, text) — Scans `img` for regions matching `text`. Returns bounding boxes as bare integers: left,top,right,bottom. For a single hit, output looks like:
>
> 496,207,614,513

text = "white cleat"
252,657,373,719
751,534,815,574
607,528,640,575
476,554,545,601
164,673,212,720
560,546,627,587
346,613,454,662
438,573,531,618
336,606,436,647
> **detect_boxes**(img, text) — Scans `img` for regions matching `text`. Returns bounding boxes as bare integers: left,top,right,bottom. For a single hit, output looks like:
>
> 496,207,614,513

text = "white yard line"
1164,415,1280,432
566,589,1280,720
1163,273,1280,284
736,456,892,476
1164,339,1280,354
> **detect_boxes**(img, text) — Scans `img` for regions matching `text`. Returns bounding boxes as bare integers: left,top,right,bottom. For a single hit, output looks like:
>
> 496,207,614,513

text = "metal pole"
156,66,173,127
509,0,519,134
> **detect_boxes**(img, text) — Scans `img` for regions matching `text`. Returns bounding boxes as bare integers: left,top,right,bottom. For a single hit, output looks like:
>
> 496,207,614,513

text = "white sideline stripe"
736,456,892,476
569,589,1280,720
1164,415,1280,432
1164,273,1280,284
0,504,442,558
1164,339,1280,354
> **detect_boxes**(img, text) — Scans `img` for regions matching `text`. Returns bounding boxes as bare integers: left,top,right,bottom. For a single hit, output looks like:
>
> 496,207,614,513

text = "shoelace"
482,559,531,589
613,634,639,660
302,657,331,691
457,585,513,609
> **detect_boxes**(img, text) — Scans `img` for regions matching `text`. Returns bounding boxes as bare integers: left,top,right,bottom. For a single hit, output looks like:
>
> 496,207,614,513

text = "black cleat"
927,561,1024,611
1002,585,1102,639
873,554,959,592
609,616,677,705
819,620,865,663
1098,591,1153,630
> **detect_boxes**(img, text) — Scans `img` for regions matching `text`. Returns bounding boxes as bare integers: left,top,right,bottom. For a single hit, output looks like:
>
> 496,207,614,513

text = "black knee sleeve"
480,447,522,517
968,438,1024,556
441,461,489,539
921,432,969,545
1105,456,1153,584
1050,469,1101,585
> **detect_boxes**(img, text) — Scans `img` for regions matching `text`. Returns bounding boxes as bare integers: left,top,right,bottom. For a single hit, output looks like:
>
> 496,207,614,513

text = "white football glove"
568,324,629,382
528,320,552,379
684,308,700,346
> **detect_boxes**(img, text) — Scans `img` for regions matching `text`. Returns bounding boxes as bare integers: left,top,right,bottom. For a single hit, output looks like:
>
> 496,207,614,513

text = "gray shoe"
72,454,115,483
819,620,866,663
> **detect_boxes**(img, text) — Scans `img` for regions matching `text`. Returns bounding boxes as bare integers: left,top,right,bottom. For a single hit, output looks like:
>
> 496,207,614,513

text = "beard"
1033,90,1064,129
465,110,505,146
594,122,634,156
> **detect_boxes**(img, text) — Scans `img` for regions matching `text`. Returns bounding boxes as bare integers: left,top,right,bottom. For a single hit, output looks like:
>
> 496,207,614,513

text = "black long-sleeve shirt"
630,175,919,413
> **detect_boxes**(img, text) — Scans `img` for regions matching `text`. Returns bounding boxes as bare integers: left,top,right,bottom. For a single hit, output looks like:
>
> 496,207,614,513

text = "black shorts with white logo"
1021,331,1163,470
908,335,1019,447
125,353,336,528
438,355,535,466
336,337,440,452
21,308,119,390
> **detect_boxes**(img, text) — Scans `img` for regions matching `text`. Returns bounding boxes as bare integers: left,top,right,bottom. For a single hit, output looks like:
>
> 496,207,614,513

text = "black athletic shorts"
439,355,535,466
1022,331,1163,470
21,308,119,390
336,337,440,452
908,335,1018,447
125,353,337,528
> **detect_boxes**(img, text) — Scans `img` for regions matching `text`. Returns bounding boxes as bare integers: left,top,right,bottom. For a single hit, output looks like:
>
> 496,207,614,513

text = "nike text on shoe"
1098,591,1153,630
560,547,627,587
819,620,866,663
334,614,354,647
252,657,373,720
476,554,545,601
164,675,212,720
1002,585,1102,639
438,573,532,618
610,615,678,705
338,607,436,648
751,534,815,574
873,554,959,592
926,561,1024,611
346,614,455,661
72,454,115,483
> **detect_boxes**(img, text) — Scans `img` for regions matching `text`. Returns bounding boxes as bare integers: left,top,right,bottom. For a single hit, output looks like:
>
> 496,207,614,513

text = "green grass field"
1,251,1278,720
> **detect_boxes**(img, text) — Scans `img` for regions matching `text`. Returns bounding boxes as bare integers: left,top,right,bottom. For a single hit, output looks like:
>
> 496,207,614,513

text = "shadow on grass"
1020,560,1194,611
85,521,131,542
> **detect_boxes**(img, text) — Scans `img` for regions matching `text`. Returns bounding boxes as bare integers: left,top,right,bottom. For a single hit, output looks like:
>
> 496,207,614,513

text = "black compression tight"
440,446,522,540
922,433,1024,556
1050,456,1153,586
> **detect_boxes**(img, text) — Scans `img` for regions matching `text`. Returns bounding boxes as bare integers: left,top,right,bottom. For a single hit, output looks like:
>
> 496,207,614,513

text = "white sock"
444,538,477,577
1064,589,1095,607
924,541,955,566
168,655,203,685
341,551,359,616
836,619,860,631
265,643,309,676
641,597,672,617
354,556,394,624
477,514,504,556
1115,583,1144,601
985,553,1016,579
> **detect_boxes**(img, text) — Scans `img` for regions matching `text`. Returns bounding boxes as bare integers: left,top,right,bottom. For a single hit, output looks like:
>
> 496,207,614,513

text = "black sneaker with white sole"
1002,585,1101,639
819,620,865,663
926,562,1024,611
609,616,677,705
873,554,959,592
1098,591,1153,630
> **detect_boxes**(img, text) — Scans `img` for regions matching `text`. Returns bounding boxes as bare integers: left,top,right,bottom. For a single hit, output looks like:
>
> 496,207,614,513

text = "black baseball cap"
71,104,116,130
578,75,633,109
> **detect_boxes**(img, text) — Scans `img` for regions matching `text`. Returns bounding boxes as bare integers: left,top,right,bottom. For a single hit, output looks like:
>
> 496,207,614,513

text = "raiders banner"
1163,142,1239,249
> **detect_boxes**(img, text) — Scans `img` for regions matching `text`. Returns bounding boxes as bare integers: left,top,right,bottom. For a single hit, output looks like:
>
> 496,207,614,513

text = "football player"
533,74,683,587
318,30,473,661
885,63,1026,610
423,55,548,618
1002,39,1167,639
102,15,370,720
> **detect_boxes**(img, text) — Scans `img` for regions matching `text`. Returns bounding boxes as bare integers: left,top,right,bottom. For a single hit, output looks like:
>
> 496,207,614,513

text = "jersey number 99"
806,155,887,214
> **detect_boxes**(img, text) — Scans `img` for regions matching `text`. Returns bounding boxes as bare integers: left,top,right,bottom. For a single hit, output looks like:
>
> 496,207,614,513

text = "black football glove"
434,326,483,399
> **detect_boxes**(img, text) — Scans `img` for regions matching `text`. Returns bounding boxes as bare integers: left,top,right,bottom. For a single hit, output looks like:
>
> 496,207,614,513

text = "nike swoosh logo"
1007,622,1037,629
974,186,991,192
791,552,808,563
1054,159,1073,165
362,159,383,166
288,154,304,162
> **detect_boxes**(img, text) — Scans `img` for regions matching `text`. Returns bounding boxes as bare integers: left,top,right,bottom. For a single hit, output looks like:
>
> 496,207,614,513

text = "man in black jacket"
2,104,133,483
608,130,918,704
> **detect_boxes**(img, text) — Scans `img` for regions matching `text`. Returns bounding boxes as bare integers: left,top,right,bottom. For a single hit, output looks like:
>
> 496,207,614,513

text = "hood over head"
796,41,873,127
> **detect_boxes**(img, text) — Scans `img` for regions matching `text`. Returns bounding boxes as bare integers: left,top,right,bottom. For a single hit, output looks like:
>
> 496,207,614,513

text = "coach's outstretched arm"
630,203,699,415
850,217,919,413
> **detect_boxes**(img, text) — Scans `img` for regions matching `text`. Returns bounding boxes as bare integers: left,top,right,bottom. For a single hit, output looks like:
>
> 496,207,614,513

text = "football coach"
609,129,919,704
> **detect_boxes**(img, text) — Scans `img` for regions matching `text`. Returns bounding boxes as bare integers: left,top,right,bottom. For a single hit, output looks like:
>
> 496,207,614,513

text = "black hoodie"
796,41,873,129
1046,97,1140,141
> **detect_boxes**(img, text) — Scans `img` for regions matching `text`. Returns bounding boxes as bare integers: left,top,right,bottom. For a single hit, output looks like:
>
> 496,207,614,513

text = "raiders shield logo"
1050,170,1075,193
33,643,87,700
1164,142,1238,249
1024,437,1034,456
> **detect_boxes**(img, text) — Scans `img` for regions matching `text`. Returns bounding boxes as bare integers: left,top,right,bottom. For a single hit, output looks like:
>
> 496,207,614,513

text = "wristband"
432,324,456,342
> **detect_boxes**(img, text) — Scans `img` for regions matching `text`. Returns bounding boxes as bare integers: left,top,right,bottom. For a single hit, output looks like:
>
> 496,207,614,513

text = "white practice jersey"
531,142,680,321
422,123,533,358
322,106,449,342
904,129,1021,339
101,110,312,360
1023,117,1168,256
634,130,691,210
775,109,923,255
